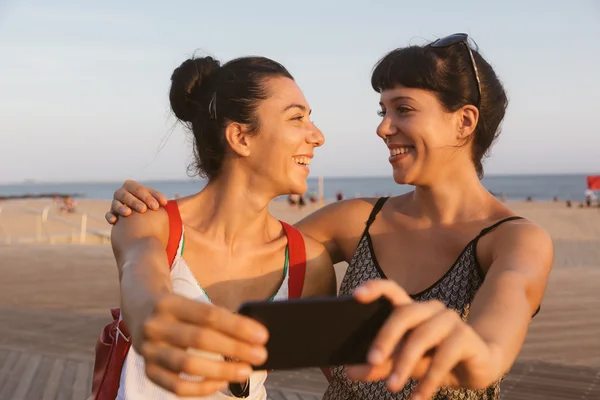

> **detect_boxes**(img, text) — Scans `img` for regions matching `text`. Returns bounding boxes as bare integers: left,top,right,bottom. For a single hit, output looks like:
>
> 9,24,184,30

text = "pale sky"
1,0,599,183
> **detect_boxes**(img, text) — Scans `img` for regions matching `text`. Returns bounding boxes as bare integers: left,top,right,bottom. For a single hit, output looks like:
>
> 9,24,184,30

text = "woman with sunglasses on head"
107,34,553,400
109,54,336,400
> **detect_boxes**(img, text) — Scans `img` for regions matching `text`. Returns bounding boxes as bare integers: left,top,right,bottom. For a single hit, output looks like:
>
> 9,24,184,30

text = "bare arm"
110,209,172,349
301,235,337,298
467,221,553,375
294,198,378,264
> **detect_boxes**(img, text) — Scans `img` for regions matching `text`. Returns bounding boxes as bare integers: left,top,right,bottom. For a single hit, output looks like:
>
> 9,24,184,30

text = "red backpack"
90,200,307,399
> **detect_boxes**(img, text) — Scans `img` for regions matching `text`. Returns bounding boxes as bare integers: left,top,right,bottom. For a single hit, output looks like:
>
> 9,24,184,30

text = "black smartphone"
237,295,393,370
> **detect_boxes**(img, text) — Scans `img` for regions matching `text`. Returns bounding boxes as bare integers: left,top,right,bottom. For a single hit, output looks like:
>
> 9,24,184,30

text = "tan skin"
112,76,336,397
108,85,553,399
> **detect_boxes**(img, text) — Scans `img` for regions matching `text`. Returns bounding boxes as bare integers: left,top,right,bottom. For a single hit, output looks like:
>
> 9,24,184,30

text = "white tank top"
116,227,290,400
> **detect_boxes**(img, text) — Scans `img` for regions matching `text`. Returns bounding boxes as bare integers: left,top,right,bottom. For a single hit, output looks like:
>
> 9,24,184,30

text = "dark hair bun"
169,56,221,123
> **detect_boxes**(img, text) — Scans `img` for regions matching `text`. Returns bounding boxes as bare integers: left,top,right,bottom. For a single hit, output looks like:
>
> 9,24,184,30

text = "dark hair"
371,40,508,178
169,55,294,180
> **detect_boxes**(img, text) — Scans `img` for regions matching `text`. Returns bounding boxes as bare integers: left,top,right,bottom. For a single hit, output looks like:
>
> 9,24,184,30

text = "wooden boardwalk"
0,348,598,399
0,243,599,399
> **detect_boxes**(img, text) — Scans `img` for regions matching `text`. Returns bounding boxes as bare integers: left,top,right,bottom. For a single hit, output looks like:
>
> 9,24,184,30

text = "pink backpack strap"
164,200,183,267
280,221,306,299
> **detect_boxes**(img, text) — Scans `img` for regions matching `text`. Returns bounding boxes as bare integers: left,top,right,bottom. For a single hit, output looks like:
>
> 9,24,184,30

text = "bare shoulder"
493,218,553,257
481,216,554,278
111,206,171,247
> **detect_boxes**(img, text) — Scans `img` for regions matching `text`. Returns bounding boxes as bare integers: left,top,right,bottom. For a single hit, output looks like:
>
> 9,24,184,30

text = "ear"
456,104,479,140
224,122,252,157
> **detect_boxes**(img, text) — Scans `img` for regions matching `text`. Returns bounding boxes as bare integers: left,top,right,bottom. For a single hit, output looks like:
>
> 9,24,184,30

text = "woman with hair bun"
111,54,334,399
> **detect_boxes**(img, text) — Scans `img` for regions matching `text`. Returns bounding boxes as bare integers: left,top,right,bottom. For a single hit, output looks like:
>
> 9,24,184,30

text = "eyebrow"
379,96,415,106
283,104,312,115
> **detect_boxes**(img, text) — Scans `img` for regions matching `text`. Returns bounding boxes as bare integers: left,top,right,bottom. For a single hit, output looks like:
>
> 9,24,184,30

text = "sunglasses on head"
429,33,482,108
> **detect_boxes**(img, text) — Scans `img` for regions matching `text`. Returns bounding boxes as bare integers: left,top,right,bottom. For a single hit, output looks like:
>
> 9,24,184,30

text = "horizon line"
1,172,599,186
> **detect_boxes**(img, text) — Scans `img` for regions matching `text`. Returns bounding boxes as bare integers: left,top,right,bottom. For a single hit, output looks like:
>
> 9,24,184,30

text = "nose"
308,122,325,147
376,115,396,141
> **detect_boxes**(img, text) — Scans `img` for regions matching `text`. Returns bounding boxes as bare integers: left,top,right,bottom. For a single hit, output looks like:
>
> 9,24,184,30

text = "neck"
185,169,278,248
410,165,491,224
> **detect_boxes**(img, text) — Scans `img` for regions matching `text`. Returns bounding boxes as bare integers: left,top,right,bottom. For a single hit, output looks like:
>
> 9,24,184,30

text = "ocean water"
0,174,595,202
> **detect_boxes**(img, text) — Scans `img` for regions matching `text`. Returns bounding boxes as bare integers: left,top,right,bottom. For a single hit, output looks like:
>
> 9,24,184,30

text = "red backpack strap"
164,200,183,267
280,221,306,299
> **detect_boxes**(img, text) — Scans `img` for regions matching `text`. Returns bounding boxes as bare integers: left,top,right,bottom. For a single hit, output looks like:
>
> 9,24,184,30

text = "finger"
353,279,412,307
386,308,457,392
123,180,161,210
345,353,433,383
110,198,133,217
345,361,393,382
148,188,169,208
145,362,228,397
368,301,446,366
144,319,267,366
155,297,269,345
114,188,150,213
105,212,118,225
142,342,253,382
412,333,463,399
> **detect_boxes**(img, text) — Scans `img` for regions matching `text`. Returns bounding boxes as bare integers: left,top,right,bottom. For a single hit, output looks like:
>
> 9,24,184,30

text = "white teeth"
293,156,311,166
390,147,413,156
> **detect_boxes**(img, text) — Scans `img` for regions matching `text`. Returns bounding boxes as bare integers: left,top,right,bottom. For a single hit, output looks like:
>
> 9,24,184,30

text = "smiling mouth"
292,156,311,166
389,146,414,157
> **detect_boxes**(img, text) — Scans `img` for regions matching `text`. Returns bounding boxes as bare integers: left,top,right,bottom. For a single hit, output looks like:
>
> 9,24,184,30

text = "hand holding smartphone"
237,295,393,370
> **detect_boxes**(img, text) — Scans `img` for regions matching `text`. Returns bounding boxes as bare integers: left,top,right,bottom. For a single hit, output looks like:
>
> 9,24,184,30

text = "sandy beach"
0,198,599,399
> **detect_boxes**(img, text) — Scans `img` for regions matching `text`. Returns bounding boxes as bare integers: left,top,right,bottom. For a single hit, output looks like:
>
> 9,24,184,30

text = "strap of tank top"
164,200,183,268
477,216,524,239
365,197,389,229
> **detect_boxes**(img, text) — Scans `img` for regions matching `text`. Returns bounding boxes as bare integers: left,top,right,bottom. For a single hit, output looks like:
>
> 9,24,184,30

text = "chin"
392,169,413,185
289,181,308,195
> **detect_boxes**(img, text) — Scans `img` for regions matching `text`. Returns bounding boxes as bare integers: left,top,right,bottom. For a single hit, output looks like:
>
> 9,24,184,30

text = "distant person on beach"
59,196,77,213
584,188,596,207
107,55,335,399
107,34,553,400
336,190,344,201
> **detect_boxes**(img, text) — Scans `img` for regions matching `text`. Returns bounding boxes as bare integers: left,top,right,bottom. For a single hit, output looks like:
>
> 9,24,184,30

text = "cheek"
411,118,451,150
256,136,294,168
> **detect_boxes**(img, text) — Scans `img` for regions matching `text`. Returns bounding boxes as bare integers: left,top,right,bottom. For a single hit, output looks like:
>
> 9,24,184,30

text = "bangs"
371,45,441,93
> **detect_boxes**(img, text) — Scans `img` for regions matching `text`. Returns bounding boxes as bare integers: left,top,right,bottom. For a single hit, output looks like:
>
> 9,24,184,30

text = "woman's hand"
135,293,269,397
105,180,168,224
346,280,502,399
